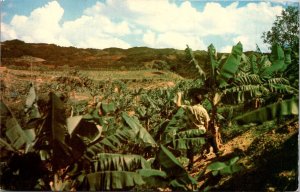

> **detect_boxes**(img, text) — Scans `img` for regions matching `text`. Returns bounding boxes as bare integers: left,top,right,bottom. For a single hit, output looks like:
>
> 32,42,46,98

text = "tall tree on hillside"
262,6,299,52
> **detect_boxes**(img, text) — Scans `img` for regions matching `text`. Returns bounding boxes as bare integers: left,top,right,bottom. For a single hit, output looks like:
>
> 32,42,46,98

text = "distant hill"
1,39,213,78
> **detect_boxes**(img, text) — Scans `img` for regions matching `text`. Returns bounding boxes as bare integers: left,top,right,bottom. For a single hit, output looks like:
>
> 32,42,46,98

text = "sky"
1,0,299,52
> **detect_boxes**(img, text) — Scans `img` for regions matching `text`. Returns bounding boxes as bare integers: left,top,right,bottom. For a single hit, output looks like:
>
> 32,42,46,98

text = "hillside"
1,39,211,78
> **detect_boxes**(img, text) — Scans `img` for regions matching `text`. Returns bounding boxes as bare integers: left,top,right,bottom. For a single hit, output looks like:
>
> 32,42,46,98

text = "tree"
262,6,299,52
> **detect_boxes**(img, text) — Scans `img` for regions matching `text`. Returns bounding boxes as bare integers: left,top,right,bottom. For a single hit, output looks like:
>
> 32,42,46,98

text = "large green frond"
92,153,151,172
234,98,298,124
217,42,243,87
83,171,145,191
185,45,206,80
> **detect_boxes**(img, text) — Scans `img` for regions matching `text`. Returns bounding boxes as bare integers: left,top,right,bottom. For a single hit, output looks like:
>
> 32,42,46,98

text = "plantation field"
0,68,182,108
80,69,183,81
3,68,181,89
0,42,298,191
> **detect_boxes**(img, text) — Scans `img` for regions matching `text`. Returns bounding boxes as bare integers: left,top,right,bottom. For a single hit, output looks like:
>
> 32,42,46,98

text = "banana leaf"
35,93,72,169
250,55,259,74
270,44,286,70
0,101,30,150
86,128,135,156
173,137,205,150
208,44,218,79
176,129,206,138
157,145,184,170
161,108,186,144
49,93,68,144
122,112,157,147
137,169,168,188
207,157,241,176
261,44,286,77
267,77,290,85
101,102,116,115
186,45,206,79
67,116,102,143
83,171,145,191
267,83,298,94
239,53,251,73
217,42,243,87
157,145,197,190
66,116,103,159
235,74,262,85
234,98,298,124
172,129,206,150
24,83,41,120
93,153,151,172
137,168,167,178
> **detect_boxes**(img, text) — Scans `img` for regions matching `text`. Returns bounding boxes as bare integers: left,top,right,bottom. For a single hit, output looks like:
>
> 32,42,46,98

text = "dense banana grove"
0,42,298,191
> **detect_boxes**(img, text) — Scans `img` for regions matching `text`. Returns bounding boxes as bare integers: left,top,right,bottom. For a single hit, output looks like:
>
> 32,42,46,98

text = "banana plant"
227,44,297,109
186,42,298,128
186,42,243,131
234,97,298,124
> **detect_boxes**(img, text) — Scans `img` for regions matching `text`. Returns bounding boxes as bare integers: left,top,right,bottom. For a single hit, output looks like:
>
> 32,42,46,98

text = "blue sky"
1,0,299,52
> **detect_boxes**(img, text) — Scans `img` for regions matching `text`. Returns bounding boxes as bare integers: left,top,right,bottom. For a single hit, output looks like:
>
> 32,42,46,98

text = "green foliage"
24,83,41,120
82,171,145,191
157,145,197,190
35,93,72,170
234,98,298,124
262,6,299,52
121,112,157,147
1,37,299,191
137,168,168,187
173,129,206,150
185,45,206,79
93,153,151,171
207,156,241,176
218,42,243,87
161,107,186,144
101,102,116,115
261,44,286,77
0,101,30,151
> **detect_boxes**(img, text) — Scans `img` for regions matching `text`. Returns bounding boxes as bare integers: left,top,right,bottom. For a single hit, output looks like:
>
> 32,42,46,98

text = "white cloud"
76,36,131,49
82,0,282,51
220,45,233,53
143,30,156,47
9,1,63,44
1,22,17,40
61,15,131,48
1,1,131,49
143,31,206,50
1,0,284,51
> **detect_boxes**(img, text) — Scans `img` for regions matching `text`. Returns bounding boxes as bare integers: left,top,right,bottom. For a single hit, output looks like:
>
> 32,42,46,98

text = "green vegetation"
262,6,299,52
0,39,298,191
79,69,182,81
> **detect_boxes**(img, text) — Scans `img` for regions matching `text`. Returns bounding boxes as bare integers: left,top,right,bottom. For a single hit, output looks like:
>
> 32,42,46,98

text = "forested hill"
1,39,213,78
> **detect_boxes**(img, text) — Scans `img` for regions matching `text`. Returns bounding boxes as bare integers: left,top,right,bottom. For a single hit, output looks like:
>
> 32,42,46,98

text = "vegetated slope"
191,120,298,191
1,39,210,78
